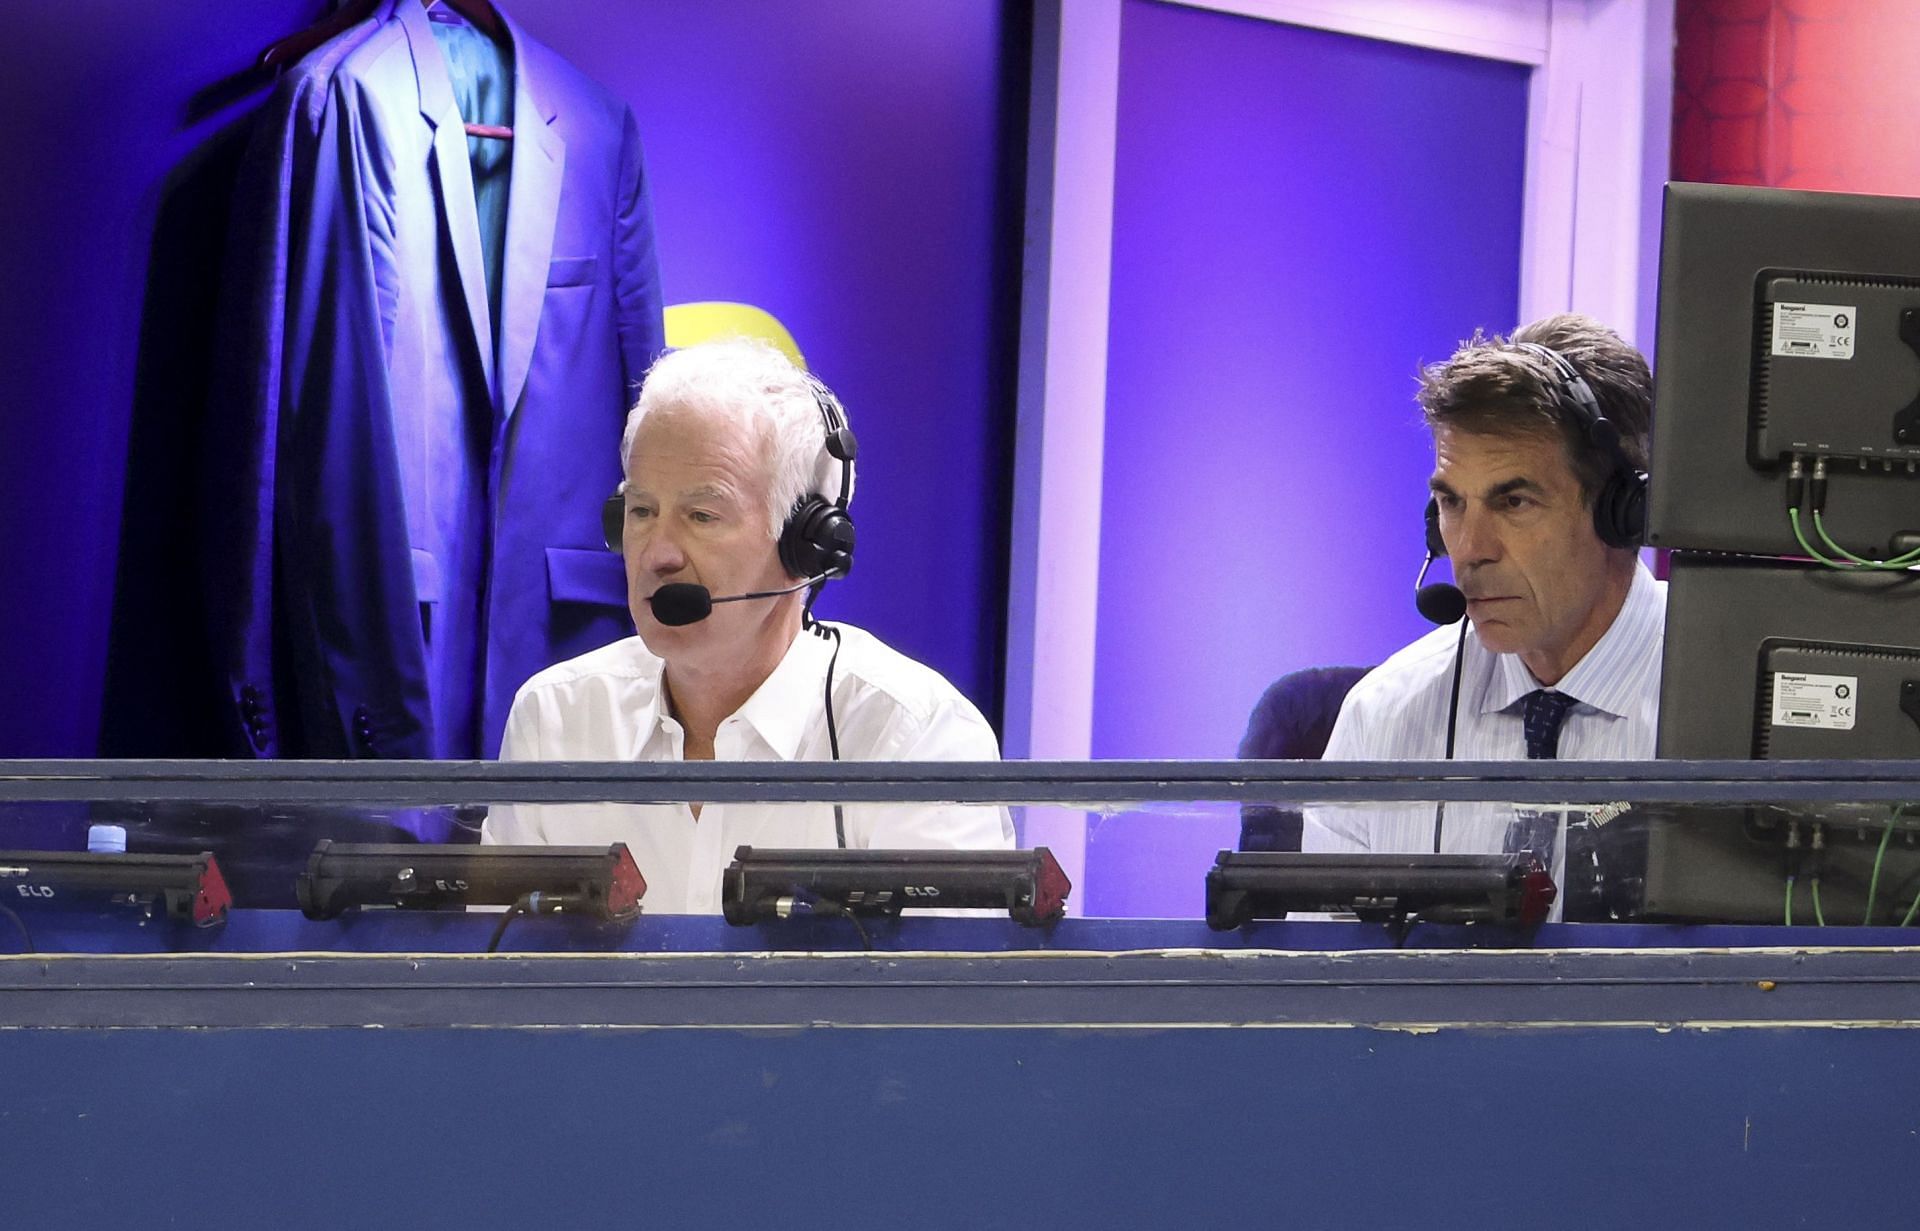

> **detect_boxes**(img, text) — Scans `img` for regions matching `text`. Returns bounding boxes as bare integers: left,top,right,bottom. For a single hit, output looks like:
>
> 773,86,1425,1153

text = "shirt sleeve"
850,697,1015,851
482,689,546,845
1301,687,1373,853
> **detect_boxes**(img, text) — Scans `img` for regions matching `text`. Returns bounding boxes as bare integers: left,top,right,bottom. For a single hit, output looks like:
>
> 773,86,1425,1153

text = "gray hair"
621,339,854,538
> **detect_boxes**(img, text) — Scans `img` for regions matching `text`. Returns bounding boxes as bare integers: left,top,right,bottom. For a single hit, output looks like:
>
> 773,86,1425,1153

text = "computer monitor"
1658,553,1920,761
1566,552,1920,924
1647,183,1920,560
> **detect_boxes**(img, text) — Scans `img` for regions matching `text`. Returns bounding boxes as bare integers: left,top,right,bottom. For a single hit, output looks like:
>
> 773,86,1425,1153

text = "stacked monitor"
1646,183,1920,562
1572,184,1920,924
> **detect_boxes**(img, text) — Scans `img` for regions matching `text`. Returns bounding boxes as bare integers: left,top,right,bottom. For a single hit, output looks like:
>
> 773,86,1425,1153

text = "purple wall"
0,2,1019,756
1085,2,1529,915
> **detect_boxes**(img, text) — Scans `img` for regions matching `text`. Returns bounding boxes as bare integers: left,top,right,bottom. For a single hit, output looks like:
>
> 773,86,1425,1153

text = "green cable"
1811,878,1828,928
1887,806,1918,927
1788,508,1849,567
1866,819,1898,926
1811,510,1920,569
1785,875,1795,927
1858,806,1904,921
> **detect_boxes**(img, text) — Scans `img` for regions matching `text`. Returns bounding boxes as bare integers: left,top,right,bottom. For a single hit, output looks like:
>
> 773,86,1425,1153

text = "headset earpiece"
776,379,860,581
1424,496,1446,558
1594,467,1649,550
779,494,856,579
601,488,625,552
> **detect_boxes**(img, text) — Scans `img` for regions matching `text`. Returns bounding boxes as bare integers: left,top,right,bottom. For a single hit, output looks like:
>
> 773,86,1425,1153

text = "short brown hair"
1416,313,1652,501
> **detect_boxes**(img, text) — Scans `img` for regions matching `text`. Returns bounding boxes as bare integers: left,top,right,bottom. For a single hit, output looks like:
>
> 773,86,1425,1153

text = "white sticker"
1771,302,1856,360
1771,672,1858,730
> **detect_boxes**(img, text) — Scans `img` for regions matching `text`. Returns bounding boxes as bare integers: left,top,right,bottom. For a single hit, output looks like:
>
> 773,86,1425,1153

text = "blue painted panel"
0,1026,1914,1227
22,908,1920,956
1089,1,1529,913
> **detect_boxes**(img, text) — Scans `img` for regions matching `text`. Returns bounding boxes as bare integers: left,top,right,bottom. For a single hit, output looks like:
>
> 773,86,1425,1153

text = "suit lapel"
397,0,496,398
495,13,565,424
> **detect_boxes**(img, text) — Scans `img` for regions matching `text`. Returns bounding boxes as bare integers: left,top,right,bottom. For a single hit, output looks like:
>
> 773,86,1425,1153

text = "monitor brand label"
1771,302,1855,360
1772,671,1857,730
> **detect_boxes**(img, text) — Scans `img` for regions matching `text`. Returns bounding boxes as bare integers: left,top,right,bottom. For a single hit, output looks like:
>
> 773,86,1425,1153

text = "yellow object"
662,302,807,370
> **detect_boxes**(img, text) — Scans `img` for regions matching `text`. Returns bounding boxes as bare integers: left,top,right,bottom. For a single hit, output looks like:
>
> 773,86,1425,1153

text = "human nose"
628,516,687,576
1444,503,1502,567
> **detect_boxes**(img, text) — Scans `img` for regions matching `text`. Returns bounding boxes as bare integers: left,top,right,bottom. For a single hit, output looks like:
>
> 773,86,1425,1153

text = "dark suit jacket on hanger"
207,0,663,762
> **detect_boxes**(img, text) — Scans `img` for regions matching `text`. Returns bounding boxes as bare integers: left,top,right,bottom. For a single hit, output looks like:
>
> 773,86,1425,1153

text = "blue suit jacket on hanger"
207,0,663,762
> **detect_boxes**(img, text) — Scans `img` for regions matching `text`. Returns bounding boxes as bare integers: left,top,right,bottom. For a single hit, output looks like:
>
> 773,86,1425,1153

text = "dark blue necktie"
1522,689,1580,760
1508,689,1581,863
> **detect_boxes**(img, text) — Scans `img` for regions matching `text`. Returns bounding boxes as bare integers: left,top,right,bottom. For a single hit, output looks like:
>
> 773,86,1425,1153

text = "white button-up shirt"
485,624,1013,913
1304,561,1667,856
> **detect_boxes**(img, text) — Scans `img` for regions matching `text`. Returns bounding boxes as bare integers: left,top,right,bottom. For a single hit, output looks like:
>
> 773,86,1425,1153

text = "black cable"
0,904,35,954
485,892,534,954
808,615,849,849
841,907,873,952
1431,617,1470,854
790,895,875,951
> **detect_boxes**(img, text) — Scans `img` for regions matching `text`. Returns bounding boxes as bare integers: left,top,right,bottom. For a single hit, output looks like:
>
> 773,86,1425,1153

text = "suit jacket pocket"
546,546,628,607
546,256,599,288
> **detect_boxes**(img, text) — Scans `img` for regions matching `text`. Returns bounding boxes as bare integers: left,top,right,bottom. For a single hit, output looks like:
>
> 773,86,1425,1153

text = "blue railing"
0,758,1913,804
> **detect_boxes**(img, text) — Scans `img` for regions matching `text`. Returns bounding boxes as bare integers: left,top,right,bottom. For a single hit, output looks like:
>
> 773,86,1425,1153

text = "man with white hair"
484,340,1012,913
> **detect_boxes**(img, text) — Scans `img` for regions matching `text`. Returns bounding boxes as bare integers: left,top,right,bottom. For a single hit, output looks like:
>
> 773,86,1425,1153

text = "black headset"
779,377,859,581
1421,341,1648,555
601,377,860,580
1515,341,1648,549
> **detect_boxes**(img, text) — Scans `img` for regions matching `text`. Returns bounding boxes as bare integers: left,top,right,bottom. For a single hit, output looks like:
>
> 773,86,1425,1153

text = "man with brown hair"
1304,313,1665,857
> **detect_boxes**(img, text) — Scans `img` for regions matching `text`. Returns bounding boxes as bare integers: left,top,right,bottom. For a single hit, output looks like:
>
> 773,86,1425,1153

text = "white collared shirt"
484,623,1013,913
1304,561,1667,855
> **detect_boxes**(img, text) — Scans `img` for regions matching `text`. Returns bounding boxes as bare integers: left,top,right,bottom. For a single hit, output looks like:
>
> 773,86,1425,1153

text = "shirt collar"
1479,560,1663,719
720,625,835,760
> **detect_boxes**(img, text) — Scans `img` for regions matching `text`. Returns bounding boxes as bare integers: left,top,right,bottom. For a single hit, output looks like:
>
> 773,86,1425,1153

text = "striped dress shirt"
1304,561,1667,856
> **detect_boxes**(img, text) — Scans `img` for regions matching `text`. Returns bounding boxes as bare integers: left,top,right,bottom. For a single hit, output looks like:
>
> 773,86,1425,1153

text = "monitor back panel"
1648,183,1920,558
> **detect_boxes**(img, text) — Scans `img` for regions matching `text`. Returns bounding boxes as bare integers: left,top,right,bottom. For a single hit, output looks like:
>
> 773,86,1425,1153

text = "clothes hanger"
426,0,513,141
257,0,380,71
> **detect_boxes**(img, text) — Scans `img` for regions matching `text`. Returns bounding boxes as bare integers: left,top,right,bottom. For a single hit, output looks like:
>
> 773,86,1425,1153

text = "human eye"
626,502,655,521
688,508,721,525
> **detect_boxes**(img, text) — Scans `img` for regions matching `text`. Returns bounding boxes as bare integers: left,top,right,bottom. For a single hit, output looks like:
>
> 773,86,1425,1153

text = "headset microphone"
647,573,836,627
1415,558,1467,625
1415,496,1467,625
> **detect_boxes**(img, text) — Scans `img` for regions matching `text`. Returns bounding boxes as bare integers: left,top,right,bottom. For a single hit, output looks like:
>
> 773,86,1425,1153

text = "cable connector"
1809,456,1829,513
1786,455,1806,511
1806,822,1827,881
1783,821,1803,927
